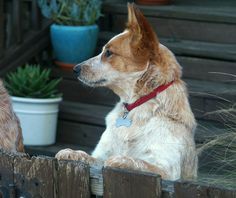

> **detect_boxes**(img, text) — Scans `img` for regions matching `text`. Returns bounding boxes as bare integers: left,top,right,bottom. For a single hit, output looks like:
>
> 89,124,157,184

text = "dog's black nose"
73,64,81,75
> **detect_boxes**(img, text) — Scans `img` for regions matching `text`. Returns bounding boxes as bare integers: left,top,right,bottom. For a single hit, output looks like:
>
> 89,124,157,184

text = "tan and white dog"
56,4,197,180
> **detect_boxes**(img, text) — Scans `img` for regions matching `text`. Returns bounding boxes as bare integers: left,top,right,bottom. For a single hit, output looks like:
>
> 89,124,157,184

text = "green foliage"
4,64,62,99
37,0,102,26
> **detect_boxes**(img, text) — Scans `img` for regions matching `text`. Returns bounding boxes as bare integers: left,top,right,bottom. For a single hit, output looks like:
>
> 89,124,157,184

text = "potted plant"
4,64,62,146
37,0,102,69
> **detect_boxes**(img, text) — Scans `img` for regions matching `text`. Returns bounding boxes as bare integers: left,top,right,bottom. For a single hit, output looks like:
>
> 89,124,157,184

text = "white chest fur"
92,99,197,180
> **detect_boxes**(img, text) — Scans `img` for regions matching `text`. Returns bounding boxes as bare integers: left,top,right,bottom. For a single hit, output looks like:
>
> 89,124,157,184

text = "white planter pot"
11,96,62,146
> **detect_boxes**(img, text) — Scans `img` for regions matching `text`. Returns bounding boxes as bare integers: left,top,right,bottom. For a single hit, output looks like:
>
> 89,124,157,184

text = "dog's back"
0,79,24,152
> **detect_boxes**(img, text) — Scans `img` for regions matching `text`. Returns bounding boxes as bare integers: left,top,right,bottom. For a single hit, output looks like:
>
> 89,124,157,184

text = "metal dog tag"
115,111,132,127
116,117,132,127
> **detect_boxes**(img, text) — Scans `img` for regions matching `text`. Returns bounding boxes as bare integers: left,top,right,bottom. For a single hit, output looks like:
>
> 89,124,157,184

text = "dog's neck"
109,75,140,104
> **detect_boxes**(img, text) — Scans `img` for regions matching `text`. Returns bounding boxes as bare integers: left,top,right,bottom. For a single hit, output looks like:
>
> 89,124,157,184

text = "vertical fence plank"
14,155,55,198
174,181,236,198
31,0,41,30
12,0,22,44
0,150,15,198
103,167,161,198
0,0,4,58
57,160,90,198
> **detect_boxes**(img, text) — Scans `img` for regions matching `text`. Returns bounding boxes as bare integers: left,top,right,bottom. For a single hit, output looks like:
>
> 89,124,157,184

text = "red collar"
124,81,174,112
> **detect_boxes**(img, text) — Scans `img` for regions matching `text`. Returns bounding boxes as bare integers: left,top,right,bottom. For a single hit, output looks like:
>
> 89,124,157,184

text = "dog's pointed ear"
127,3,138,27
127,3,159,57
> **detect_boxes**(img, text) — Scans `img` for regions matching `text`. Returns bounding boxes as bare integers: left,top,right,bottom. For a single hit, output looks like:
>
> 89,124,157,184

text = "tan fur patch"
0,79,24,152
105,156,168,179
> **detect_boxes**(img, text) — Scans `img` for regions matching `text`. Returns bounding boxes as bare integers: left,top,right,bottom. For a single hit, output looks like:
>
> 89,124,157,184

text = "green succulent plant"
37,0,102,26
4,64,62,99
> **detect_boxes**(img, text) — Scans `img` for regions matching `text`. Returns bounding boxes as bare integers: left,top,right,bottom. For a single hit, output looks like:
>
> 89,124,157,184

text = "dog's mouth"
78,76,107,87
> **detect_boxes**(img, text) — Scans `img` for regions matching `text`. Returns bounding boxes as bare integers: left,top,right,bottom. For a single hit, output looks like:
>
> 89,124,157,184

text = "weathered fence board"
57,160,90,198
31,0,41,30
0,150,235,198
103,167,161,198
14,155,55,198
12,0,22,44
174,181,236,198
0,0,4,58
0,151,15,198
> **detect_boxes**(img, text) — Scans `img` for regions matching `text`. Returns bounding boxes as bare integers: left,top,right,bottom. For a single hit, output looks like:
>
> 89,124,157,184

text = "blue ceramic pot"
50,24,99,65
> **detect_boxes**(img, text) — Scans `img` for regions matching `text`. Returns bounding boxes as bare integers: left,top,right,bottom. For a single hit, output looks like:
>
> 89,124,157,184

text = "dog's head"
74,3,181,98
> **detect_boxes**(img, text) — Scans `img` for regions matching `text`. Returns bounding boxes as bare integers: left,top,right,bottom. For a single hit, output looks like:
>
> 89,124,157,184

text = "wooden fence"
0,0,51,75
0,150,235,198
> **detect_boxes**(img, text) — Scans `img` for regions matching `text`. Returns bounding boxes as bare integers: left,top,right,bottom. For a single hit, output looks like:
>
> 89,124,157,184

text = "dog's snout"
73,64,81,75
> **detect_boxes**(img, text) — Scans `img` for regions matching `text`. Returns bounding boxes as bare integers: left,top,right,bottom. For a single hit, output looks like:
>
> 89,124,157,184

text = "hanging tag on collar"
115,111,132,128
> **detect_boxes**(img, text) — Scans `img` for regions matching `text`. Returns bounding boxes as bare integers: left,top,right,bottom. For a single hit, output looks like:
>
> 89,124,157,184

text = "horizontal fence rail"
0,150,235,198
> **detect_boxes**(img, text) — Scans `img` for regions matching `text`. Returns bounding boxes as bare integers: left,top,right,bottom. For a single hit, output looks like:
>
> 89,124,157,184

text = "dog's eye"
104,49,113,58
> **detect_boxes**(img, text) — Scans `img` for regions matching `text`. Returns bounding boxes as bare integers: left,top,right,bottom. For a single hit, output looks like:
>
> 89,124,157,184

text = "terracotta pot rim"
54,60,76,70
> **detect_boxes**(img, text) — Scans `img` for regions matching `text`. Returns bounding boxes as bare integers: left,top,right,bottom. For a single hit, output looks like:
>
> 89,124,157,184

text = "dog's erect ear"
127,3,159,58
127,3,139,29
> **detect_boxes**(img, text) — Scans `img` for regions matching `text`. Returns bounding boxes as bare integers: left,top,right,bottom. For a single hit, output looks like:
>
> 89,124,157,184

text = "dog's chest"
105,103,156,155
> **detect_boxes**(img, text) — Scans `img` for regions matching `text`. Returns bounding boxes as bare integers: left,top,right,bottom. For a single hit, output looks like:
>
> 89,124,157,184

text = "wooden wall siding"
0,0,50,75
12,0,22,44
110,14,236,44
0,150,235,198
102,2,236,24
102,3,236,44
57,120,104,147
31,0,41,30
0,0,4,58
55,81,234,123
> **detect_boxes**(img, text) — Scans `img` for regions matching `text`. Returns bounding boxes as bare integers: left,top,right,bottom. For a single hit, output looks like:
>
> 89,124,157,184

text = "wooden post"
0,150,15,198
0,0,4,58
12,0,22,44
31,0,41,30
57,160,90,198
174,181,236,198
103,167,161,198
14,155,55,198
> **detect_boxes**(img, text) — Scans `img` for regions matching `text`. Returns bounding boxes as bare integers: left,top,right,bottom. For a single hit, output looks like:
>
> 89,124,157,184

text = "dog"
56,3,197,180
0,79,24,153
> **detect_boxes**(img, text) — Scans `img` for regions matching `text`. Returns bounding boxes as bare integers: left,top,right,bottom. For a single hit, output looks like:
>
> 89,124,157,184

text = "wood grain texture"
0,0,4,58
31,0,41,30
58,79,118,105
12,0,22,44
111,14,236,44
58,101,112,125
0,150,15,198
0,21,51,75
102,3,236,24
57,160,90,198
98,31,236,62
103,167,161,198
174,181,236,198
14,155,55,198
57,120,104,147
